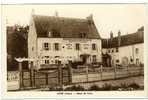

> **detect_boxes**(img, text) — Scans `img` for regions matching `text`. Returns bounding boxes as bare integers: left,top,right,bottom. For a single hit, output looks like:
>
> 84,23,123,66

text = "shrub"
120,83,128,89
88,84,101,91
128,83,140,89
64,85,85,91
101,83,113,91
48,86,63,91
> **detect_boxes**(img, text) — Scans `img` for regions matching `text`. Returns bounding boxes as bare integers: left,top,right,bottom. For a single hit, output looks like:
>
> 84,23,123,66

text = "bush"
120,83,128,89
88,82,141,91
89,84,101,91
48,86,63,91
64,85,85,91
128,83,140,89
139,63,144,67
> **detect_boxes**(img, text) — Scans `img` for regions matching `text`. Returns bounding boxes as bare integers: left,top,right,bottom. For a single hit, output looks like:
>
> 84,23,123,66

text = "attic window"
52,29,61,38
116,48,119,52
135,48,139,54
48,32,51,37
80,33,87,38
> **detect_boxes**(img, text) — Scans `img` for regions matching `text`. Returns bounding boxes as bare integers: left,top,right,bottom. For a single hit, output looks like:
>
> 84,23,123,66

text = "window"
135,48,139,54
44,43,49,50
48,32,51,37
52,29,60,37
108,50,110,53
54,43,59,51
76,43,80,50
136,58,139,65
130,58,133,62
92,55,97,63
92,43,97,50
116,48,119,52
45,60,49,64
45,56,49,58
116,59,119,63
55,60,61,64
112,49,114,53
80,33,86,38
32,47,34,51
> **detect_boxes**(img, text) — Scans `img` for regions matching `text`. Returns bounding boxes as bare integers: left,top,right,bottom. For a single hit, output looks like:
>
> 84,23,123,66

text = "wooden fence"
7,64,144,90
71,65,144,83
21,67,71,89
7,71,20,90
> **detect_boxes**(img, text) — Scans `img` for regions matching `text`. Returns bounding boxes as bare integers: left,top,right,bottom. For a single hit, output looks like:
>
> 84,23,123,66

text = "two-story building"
28,13,102,69
102,27,144,67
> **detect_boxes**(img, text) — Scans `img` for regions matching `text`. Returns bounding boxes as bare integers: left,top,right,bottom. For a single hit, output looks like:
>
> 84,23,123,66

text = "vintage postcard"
1,4,148,99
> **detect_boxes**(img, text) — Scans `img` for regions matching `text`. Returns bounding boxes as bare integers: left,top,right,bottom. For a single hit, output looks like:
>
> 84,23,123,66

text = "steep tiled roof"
33,15,101,39
102,27,144,48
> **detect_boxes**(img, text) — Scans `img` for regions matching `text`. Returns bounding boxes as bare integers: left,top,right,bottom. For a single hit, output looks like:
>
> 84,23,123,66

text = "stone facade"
102,27,144,67
28,14,102,69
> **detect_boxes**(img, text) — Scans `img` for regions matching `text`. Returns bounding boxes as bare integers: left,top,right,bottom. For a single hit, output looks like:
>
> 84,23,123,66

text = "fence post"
45,73,48,85
127,65,129,77
58,63,62,88
33,69,35,87
139,64,143,76
100,64,103,80
86,65,88,82
19,62,23,90
29,62,34,87
114,65,117,79
68,64,72,84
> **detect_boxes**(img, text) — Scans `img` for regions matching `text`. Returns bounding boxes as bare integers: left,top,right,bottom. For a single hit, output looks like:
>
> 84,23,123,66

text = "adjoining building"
102,26,144,67
28,12,102,69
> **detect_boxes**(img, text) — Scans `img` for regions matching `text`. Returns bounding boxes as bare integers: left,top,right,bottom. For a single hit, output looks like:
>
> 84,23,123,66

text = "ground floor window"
45,60,50,64
116,59,119,63
92,55,97,63
136,58,140,65
55,60,61,64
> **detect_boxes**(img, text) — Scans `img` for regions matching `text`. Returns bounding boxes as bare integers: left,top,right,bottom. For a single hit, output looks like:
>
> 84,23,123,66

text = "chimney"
118,30,121,46
55,11,59,17
110,31,113,39
86,14,93,21
31,9,35,16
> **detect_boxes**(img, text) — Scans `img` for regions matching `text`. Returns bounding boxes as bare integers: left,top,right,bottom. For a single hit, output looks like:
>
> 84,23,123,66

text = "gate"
22,64,72,89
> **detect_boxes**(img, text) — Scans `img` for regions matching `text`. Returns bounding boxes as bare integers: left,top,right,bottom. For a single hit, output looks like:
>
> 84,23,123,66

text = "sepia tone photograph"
3,4,145,93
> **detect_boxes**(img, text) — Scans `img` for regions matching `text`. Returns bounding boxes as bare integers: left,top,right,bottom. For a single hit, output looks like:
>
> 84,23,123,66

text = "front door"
82,56,87,64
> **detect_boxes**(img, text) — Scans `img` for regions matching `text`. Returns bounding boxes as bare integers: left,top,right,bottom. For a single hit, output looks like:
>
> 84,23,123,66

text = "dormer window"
135,48,139,54
80,33,86,38
52,29,60,37
48,31,51,37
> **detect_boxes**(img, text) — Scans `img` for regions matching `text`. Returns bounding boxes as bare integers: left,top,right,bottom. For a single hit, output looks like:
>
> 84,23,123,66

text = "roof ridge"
111,32,142,39
32,14,101,39
33,14,87,21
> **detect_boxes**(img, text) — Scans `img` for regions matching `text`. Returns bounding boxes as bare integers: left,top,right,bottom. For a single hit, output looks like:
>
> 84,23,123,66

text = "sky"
2,4,145,38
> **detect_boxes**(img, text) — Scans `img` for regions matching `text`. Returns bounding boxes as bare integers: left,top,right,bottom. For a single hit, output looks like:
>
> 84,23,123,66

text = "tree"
7,25,29,71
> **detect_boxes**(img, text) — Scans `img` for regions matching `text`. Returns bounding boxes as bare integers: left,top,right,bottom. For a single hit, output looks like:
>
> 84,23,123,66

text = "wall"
28,16,37,67
105,43,143,66
36,38,102,67
7,71,20,90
